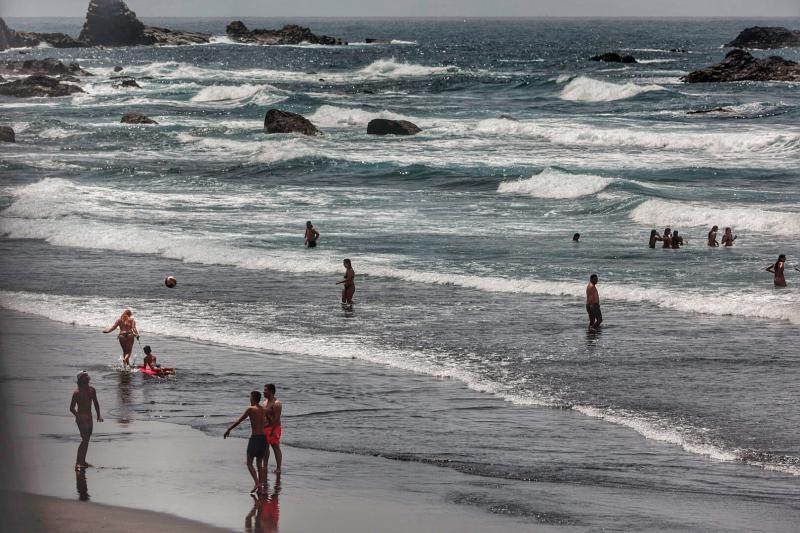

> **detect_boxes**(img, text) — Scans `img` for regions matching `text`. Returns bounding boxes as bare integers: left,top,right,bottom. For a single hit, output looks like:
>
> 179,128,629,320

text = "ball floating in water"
164,276,177,288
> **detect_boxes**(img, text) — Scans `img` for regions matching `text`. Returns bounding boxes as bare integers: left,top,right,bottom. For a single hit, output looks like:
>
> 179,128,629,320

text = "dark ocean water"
1,17,799,529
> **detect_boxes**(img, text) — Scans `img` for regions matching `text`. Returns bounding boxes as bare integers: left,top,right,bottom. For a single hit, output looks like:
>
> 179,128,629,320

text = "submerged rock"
114,65,124,72
725,26,800,50
0,75,84,97
366,118,421,136
686,107,734,115
227,21,347,46
590,52,637,64
682,49,800,83
115,78,141,89
0,126,14,142
121,112,158,124
0,58,93,77
264,109,320,136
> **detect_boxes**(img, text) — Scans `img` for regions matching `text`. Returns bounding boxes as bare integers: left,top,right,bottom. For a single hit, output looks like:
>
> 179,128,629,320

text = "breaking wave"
560,76,665,102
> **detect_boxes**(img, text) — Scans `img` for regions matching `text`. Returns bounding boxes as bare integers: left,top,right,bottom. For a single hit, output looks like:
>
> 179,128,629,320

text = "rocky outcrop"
227,21,347,46
590,52,637,63
681,49,800,83
264,109,320,135
0,126,14,142
365,38,391,44
121,112,158,124
78,0,209,46
0,59,93,78
725,26,800,50
0,75,84,97
114,66,124,72
687,107,734,115
1,17,83,50
367,118,421,136
115,78,141,88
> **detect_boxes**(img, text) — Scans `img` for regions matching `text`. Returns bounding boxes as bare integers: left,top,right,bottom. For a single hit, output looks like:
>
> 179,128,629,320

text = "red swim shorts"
264,425,282,445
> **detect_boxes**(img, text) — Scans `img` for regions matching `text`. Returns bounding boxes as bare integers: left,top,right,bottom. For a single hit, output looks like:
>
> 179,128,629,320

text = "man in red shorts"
262,383,283,474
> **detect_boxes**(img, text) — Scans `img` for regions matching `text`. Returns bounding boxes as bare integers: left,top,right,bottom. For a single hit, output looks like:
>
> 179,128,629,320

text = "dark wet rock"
0,126,14,142
115,78,141,89
725,26,800,50
365,38,391,44
121,112,158,124
590,53,637,64
687,107,734,115
681,49,800,83
0,58,93,77
264,109,320,136
367,118,421,136
114,65,124,72
143,26,211,46
669,48,688,53
499,114,518,121
227,21,347,46
0,75,84,97
2,17,83,50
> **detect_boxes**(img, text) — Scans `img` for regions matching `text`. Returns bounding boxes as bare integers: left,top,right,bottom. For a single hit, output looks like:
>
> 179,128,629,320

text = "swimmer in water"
648,229,663,248
304,221,320,248
766,254,787,287
707,225,719,247
662,228,672,249
336,258,355,307
721,227,737,247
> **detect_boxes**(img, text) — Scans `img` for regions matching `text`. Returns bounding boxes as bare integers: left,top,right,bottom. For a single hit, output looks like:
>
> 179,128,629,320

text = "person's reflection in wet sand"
245,476,281,533
117,371,133,426
75,470,89,501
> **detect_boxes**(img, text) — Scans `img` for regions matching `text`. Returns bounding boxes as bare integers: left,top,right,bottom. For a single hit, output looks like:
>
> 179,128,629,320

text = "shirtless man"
141,345,175,376
304,221,320,248
721,227,737,247
586,274,602,329
224,391,268,493
69,371,103,471
662,228,672,249
707,225,719,247
262,384,283,475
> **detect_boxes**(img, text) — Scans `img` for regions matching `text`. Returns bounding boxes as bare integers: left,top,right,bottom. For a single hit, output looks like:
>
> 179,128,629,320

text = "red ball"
165,276,177,288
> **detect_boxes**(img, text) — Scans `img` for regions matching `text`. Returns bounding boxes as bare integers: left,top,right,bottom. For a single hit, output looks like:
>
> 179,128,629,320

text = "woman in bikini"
103,309,139,367
766,254,787,287
336,258,355,307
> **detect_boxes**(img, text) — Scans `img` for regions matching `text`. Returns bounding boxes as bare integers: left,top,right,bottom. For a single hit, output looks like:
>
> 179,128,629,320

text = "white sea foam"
306,104,409,128
560,76,665,102
189,84,287,106
356,58,453,78
630,199,800,236
497,168,615,198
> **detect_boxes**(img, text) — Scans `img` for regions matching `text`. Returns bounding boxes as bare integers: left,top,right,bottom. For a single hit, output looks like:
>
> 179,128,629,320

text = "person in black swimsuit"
766,254,787,287
304,221,320,248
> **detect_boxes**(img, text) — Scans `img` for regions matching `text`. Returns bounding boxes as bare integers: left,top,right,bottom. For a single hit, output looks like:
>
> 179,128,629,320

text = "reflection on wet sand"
75,470,89,501
116,371,133,426
245,476,281,533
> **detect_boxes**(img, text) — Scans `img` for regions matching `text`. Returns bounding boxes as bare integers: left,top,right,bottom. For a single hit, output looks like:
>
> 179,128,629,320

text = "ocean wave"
560,76,665,102
306,104,409,128
356,58,453,78
497,168,615,199
189,83,287,106
630,199,800,236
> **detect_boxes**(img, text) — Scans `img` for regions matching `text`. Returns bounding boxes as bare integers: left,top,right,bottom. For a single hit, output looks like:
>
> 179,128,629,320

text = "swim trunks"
75,414,93,438
307,240,317,248
265,425,282,446
586,304,602,322
247,434,267,458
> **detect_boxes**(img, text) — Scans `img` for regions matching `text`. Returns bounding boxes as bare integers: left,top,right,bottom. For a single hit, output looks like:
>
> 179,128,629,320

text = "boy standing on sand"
69,371,103,471
224,391,268,493
262,384,283,474
586,274,602,329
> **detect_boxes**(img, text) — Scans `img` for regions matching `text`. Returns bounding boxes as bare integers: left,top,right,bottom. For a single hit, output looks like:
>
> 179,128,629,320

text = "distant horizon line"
4,15,799,20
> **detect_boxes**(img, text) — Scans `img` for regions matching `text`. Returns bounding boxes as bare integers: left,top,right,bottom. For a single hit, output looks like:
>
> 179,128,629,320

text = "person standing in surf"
304,221,320,248
70,371,103,471
224,391,268,494
662,228,672,249
707,225,719,247
336,258,355,308
103,309,139,368
586,274,602,329
262,383,283,475
648,229,663,248
721,227,737,247
766,254,787,287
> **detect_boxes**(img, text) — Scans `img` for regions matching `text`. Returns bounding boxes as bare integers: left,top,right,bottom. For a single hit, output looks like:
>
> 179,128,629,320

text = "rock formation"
681,49,800,83
0,75,85,97
143,26,212,46
0,59,93,78
1,17,83,50
227,21,347,46
115,78,141,88
121,112,158,124
0,126,15,143
725,26,800,50
686,107,734,115
590,53,637,63
365,38,391,44
264,109,320,136
366,119,421,136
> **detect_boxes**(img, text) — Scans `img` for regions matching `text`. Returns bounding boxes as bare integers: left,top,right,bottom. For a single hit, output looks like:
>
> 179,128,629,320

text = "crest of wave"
190,84,286,106
356,58,452,79
497,168,615,199
307,104,409,128
630,199,800,236
560,75,664,102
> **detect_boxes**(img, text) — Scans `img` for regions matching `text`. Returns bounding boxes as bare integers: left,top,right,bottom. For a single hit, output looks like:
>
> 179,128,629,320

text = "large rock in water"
725,26,800,49
227,21,347,45
0,59,93,77
367,118,421,136
143,26,211,46
1,17,83,49
590,52,637,63
0,75,84,97
264,109,320,135
681,49,800,83
0,126,14,142
121,112,158,124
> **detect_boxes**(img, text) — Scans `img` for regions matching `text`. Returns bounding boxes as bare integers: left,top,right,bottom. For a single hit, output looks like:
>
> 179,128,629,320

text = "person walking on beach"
721,227,737,247
766,254,787,287
586,274,602,329
103,309,138,368
648,229,662,248
336,258,355,308
262,384,283,475
70,371,103,471
707,225,719,247
224,391,268,493
304,221,320,248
